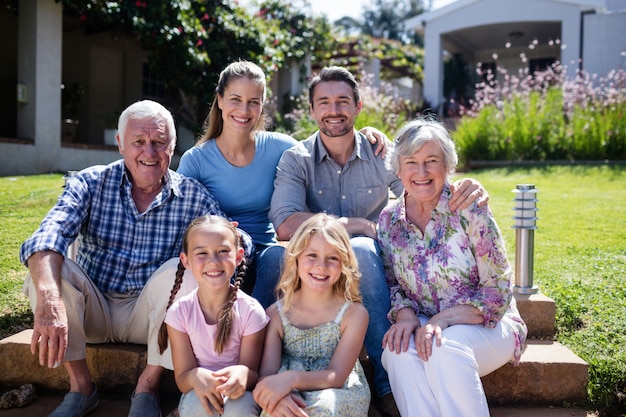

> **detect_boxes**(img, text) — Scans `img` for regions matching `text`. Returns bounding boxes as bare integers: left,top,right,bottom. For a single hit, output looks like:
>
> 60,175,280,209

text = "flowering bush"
453,61,626,168
274,70,416,140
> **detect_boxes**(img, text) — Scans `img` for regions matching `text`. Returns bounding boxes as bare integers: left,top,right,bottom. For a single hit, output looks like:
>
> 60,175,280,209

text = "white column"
424,29,443,114
17,0,63,171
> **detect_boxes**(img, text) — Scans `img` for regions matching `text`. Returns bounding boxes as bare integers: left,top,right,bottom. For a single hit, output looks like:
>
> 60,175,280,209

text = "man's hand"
359,126,392,158
31,289,68,369
449,178,489,211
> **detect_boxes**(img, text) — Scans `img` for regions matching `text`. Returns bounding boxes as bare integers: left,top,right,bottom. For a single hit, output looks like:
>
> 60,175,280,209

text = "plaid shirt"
20,160,249,295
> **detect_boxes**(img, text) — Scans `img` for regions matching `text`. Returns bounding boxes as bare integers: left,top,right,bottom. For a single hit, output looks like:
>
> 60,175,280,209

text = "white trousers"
24,257,197,369
381,316,515,417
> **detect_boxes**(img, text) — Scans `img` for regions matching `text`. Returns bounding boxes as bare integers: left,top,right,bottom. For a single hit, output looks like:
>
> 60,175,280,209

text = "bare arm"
27,250,68,368
275,213,316,241
169,325,225,414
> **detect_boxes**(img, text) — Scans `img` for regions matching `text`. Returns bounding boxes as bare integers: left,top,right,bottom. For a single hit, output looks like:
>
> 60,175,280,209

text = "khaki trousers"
24,257,197,370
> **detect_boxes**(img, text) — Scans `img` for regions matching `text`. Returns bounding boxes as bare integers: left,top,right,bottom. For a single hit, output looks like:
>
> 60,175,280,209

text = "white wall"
582,11,626,76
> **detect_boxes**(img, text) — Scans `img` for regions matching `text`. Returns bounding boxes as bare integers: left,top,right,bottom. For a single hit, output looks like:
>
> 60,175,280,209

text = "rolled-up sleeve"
269,145,311,230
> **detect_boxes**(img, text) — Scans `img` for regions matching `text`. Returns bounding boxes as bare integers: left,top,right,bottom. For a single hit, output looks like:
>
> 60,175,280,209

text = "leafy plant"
453,62,626,168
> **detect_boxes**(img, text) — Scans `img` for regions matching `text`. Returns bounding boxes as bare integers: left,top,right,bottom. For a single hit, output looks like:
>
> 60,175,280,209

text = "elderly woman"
378,118,528,417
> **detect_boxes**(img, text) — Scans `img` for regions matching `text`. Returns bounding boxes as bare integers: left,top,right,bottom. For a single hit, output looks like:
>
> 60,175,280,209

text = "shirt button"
342,195,346,200
318,190,323,194
368,189,372,194
337,169,342,174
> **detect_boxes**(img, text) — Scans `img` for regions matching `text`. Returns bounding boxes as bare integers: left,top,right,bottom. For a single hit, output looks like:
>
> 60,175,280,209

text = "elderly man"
20,100,250,417
262,67,486,417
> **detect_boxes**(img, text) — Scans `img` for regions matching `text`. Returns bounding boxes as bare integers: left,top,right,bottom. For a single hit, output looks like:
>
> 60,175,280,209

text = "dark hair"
197,61,267,144
158,215,248,355
308,66,361,109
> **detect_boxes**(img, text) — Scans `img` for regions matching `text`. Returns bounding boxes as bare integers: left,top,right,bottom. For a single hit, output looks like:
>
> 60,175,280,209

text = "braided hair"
158,215,247,355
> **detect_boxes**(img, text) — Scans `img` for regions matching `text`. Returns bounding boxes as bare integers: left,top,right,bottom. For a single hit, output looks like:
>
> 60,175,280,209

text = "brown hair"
277,213,362,313
158,215,248,355
197,61,267,145
308,66,361,110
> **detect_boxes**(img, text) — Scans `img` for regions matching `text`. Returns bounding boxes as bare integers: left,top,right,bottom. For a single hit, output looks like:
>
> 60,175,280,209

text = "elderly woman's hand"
382,308,420,354
415,320,445,361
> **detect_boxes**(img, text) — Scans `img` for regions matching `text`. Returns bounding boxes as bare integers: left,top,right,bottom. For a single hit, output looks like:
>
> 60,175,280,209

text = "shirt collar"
313,130,368,164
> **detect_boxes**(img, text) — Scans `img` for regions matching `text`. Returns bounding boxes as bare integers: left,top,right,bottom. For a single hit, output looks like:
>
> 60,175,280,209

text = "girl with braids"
159,215,268,417
253,213,371,417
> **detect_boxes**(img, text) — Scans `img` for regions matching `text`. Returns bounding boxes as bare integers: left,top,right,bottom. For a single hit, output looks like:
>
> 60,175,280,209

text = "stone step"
1,330,588,407
482,340,588,405
514,293,556,338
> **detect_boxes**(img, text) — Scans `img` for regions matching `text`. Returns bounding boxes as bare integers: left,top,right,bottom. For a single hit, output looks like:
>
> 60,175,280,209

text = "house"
405,0,626,114
0,0,309,176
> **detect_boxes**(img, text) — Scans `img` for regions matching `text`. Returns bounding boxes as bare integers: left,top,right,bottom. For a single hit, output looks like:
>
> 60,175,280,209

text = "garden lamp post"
512,184,539,294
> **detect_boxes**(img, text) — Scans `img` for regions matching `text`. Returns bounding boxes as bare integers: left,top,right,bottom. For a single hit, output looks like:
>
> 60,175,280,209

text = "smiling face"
398,140,448,206
296,233,343,294
309,81,362,139
118,116,174,189
180,224,244,291
217,76,264,136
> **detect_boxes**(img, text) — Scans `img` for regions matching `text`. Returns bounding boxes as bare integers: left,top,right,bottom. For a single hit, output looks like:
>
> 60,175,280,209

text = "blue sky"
308,0,456,21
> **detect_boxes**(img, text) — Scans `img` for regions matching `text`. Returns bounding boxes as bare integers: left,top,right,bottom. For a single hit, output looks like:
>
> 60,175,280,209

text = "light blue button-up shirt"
269,131,403,231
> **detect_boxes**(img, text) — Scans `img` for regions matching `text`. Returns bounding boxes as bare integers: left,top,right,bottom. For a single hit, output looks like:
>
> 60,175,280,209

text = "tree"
360,0,426,43
57,0,333,129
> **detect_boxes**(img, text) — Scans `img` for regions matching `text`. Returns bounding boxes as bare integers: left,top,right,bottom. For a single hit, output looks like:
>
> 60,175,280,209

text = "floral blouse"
377,184,528,364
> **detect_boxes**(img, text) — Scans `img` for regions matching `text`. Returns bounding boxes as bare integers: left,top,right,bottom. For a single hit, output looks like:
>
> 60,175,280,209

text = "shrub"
453,62,626,168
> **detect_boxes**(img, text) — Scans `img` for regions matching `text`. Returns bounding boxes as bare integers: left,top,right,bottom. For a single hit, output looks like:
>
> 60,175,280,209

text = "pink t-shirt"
165,288,269,370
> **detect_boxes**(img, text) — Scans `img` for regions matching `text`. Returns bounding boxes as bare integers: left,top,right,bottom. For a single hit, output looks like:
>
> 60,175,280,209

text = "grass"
1,166,625,415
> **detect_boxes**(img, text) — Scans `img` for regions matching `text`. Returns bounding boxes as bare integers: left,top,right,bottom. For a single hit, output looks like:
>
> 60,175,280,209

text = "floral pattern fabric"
377,184,528,364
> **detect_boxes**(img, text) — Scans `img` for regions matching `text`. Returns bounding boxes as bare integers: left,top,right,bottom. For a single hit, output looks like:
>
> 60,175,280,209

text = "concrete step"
514,292,556,338
482,340,588,405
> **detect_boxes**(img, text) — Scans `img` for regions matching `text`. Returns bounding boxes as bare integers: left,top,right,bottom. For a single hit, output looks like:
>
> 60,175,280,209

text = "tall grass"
453,64,626,168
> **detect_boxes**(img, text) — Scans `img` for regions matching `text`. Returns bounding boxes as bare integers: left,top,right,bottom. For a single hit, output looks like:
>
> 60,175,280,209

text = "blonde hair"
158,215,247,355
277,213,362,312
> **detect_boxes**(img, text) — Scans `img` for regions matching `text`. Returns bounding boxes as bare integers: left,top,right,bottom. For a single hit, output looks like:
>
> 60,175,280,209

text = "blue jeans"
178,390,259,417
252,237,392,397
252,244,285,308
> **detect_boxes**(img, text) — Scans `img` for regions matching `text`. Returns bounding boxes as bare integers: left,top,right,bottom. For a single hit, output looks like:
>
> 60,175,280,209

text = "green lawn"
1,165,625,414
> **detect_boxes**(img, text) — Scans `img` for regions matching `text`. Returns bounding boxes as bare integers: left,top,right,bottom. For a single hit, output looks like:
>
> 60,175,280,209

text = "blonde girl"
253,213,371,417
159,215,268,417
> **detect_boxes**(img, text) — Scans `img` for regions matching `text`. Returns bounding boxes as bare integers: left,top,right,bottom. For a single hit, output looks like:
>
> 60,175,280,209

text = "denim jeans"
178,390,260,417
251,237,392,397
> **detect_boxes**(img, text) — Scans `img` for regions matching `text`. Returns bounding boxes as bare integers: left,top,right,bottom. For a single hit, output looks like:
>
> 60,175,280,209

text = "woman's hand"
382,308,420,353
414,319,446,361
359,126,391,158
449,178,489,211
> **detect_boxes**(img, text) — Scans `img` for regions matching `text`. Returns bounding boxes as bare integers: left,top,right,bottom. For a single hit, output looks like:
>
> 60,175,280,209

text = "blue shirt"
269,131,404,230
20,160,247,295
178,131,297,246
